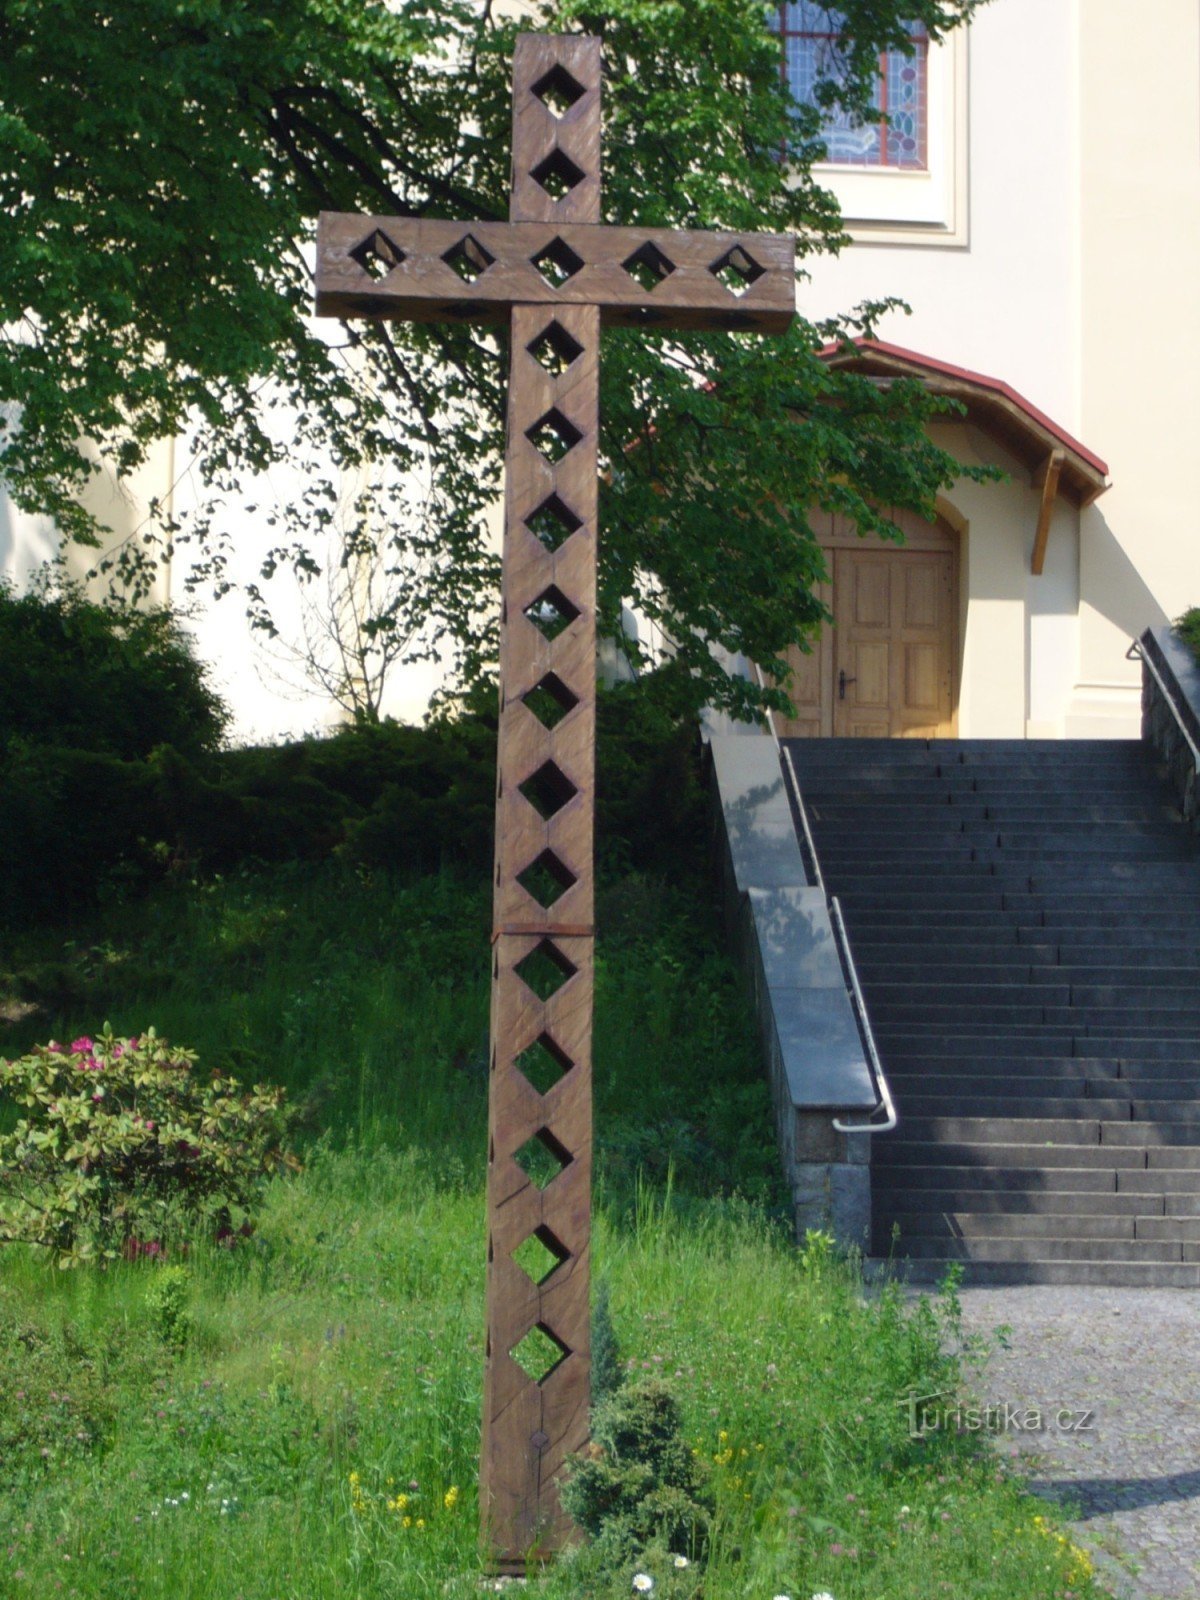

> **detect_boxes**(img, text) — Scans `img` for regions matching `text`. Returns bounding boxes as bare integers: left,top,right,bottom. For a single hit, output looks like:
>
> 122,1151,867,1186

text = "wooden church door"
773,511,959,739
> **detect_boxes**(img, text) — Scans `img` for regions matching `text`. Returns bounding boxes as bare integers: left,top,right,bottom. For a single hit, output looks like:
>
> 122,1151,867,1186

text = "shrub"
561,1377,714,1571
1176,606,1200,665
145,1264,193,1349
0,1027,295,1265
0,579,227,761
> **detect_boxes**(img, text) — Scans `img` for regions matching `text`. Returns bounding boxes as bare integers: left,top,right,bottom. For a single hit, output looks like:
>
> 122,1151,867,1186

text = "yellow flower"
402,1516,412,1529
416,1518,426,1530
348,1472,360,1486
444,1485,460,1511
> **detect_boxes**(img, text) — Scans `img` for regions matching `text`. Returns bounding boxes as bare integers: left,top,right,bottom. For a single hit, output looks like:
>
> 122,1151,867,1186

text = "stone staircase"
783,737,1200,1286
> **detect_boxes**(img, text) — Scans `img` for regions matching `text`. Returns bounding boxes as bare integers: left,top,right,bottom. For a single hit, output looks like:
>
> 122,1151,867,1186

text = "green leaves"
0,1026,294,1265
0,0,987,719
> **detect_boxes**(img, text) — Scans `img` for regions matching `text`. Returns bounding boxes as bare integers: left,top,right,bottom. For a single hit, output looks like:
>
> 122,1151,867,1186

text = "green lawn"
0,863,1107,1598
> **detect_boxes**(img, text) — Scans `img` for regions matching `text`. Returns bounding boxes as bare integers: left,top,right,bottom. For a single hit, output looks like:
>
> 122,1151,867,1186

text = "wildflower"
70,1038,94,1055
632,1576,654,1593
899,1505,911,1516
444,1485,459,1511
811,1593,836,1600
673,1555,689,1569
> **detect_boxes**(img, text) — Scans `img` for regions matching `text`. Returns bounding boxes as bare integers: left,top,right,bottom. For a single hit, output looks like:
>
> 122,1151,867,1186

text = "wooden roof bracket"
1030,448,1066,575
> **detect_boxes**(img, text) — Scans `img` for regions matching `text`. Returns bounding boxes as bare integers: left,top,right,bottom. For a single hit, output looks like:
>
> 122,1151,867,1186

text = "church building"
1,0,1196,742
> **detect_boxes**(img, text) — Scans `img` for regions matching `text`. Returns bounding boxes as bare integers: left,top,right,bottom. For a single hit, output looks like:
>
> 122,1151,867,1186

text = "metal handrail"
781,744,825,894
778,744,893,1133
1127,635,1200,773
829,896,898,1135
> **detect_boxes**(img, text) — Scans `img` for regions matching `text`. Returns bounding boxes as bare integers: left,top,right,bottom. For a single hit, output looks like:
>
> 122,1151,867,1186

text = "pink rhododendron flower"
70,1037,94,1055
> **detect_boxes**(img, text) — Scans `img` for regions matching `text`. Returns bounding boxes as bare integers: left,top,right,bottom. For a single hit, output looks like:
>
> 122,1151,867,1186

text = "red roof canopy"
819,338,1109,506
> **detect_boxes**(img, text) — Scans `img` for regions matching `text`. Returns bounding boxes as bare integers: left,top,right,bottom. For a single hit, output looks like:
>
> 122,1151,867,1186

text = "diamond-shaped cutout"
442,232,495,284
528,321,584,374
532,64,586,118
513,1126,573,1188
515,939,577,1002
523,672,579,730
518,760,577,820
622,240,676,293
709,245,765,297
524,585,580,641
530,147,587,202
532,236,586,290
526,493,583,553
510,1321,571,1383
527,408,582,465
349,229,405,280
515,1032,573,1095
517,848,577,910
513,1226,570,1286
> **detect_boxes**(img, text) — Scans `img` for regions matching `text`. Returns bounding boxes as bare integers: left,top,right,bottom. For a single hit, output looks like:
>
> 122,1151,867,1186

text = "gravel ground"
953,1287,1200,1600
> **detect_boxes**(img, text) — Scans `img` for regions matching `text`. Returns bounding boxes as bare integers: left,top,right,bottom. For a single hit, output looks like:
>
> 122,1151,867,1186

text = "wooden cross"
315,32,794,1570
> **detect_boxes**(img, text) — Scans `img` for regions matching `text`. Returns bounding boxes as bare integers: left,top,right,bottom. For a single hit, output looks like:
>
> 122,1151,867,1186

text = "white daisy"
632,1577,654,1594
673,1554,689,1568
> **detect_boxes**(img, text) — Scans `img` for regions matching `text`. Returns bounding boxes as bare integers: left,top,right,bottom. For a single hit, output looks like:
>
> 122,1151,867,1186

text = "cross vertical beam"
482,36,601,1568
313,29,795,1572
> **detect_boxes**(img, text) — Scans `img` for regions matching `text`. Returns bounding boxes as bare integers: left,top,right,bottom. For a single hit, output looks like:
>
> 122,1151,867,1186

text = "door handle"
838,670,857,701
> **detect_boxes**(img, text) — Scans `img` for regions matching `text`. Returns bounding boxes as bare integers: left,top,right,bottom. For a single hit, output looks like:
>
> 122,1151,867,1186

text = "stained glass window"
772,3,928,170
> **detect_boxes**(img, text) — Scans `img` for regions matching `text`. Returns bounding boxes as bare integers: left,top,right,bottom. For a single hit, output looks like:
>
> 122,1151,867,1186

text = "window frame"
775,6,931,171
776,10,970,247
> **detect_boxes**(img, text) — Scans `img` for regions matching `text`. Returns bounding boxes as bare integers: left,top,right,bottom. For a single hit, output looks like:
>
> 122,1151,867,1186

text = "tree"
0,0,988,721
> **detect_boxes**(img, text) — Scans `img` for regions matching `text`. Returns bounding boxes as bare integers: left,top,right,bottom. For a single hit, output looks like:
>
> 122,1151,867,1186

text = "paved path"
956,1287,1200,1600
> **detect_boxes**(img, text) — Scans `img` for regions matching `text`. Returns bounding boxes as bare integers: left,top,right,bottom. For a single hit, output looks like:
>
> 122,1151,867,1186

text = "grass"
0,860,1109,1599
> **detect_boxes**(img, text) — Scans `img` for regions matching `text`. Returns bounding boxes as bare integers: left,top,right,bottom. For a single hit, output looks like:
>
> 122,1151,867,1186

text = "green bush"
0,1027,294,1264
561,1377,715,1575
145,1264,193,1349
0,657,706,918
1176,606,1200,665
0,580,227,760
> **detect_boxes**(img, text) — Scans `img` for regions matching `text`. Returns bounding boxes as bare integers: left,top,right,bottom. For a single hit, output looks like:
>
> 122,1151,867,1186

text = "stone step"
895,1095,1130,1120
873,1163,1121,1192
889,1116,1108,1145
872,1184,1156,1213
873,1141,1145,1169
881,1055,1124,1078
889,1236,1188,1264
880,1033,1200,1055
1117,1168,1200,1192
874,1259,1200,1288
869,984,1072,1010
1100,1118,1200,1144
860,962,1200,989
881,1211,1161,1241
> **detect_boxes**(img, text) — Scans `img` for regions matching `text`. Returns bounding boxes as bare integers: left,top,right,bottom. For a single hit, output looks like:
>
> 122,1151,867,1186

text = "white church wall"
801,0,1080,432
1069,0,1200,737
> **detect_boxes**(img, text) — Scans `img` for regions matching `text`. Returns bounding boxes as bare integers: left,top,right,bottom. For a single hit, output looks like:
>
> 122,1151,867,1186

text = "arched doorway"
775,508,960,738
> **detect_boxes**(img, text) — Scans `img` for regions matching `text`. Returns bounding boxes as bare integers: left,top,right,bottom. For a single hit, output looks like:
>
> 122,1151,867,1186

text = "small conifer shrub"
562,1377,714,1574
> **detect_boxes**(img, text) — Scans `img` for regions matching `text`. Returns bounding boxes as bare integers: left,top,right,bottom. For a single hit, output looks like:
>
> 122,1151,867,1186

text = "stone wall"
1139,627,1200,828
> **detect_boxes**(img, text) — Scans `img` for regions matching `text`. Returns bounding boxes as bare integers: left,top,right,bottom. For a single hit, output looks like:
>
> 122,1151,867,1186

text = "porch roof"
819,338,1110,509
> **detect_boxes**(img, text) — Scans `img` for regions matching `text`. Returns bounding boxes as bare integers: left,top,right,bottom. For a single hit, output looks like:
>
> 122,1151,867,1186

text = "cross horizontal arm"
316,213,795,332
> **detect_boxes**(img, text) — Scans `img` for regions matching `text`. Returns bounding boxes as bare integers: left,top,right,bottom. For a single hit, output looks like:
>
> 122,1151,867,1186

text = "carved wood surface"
311,28,795,1572
315,216,795,330
482,301,599,1566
